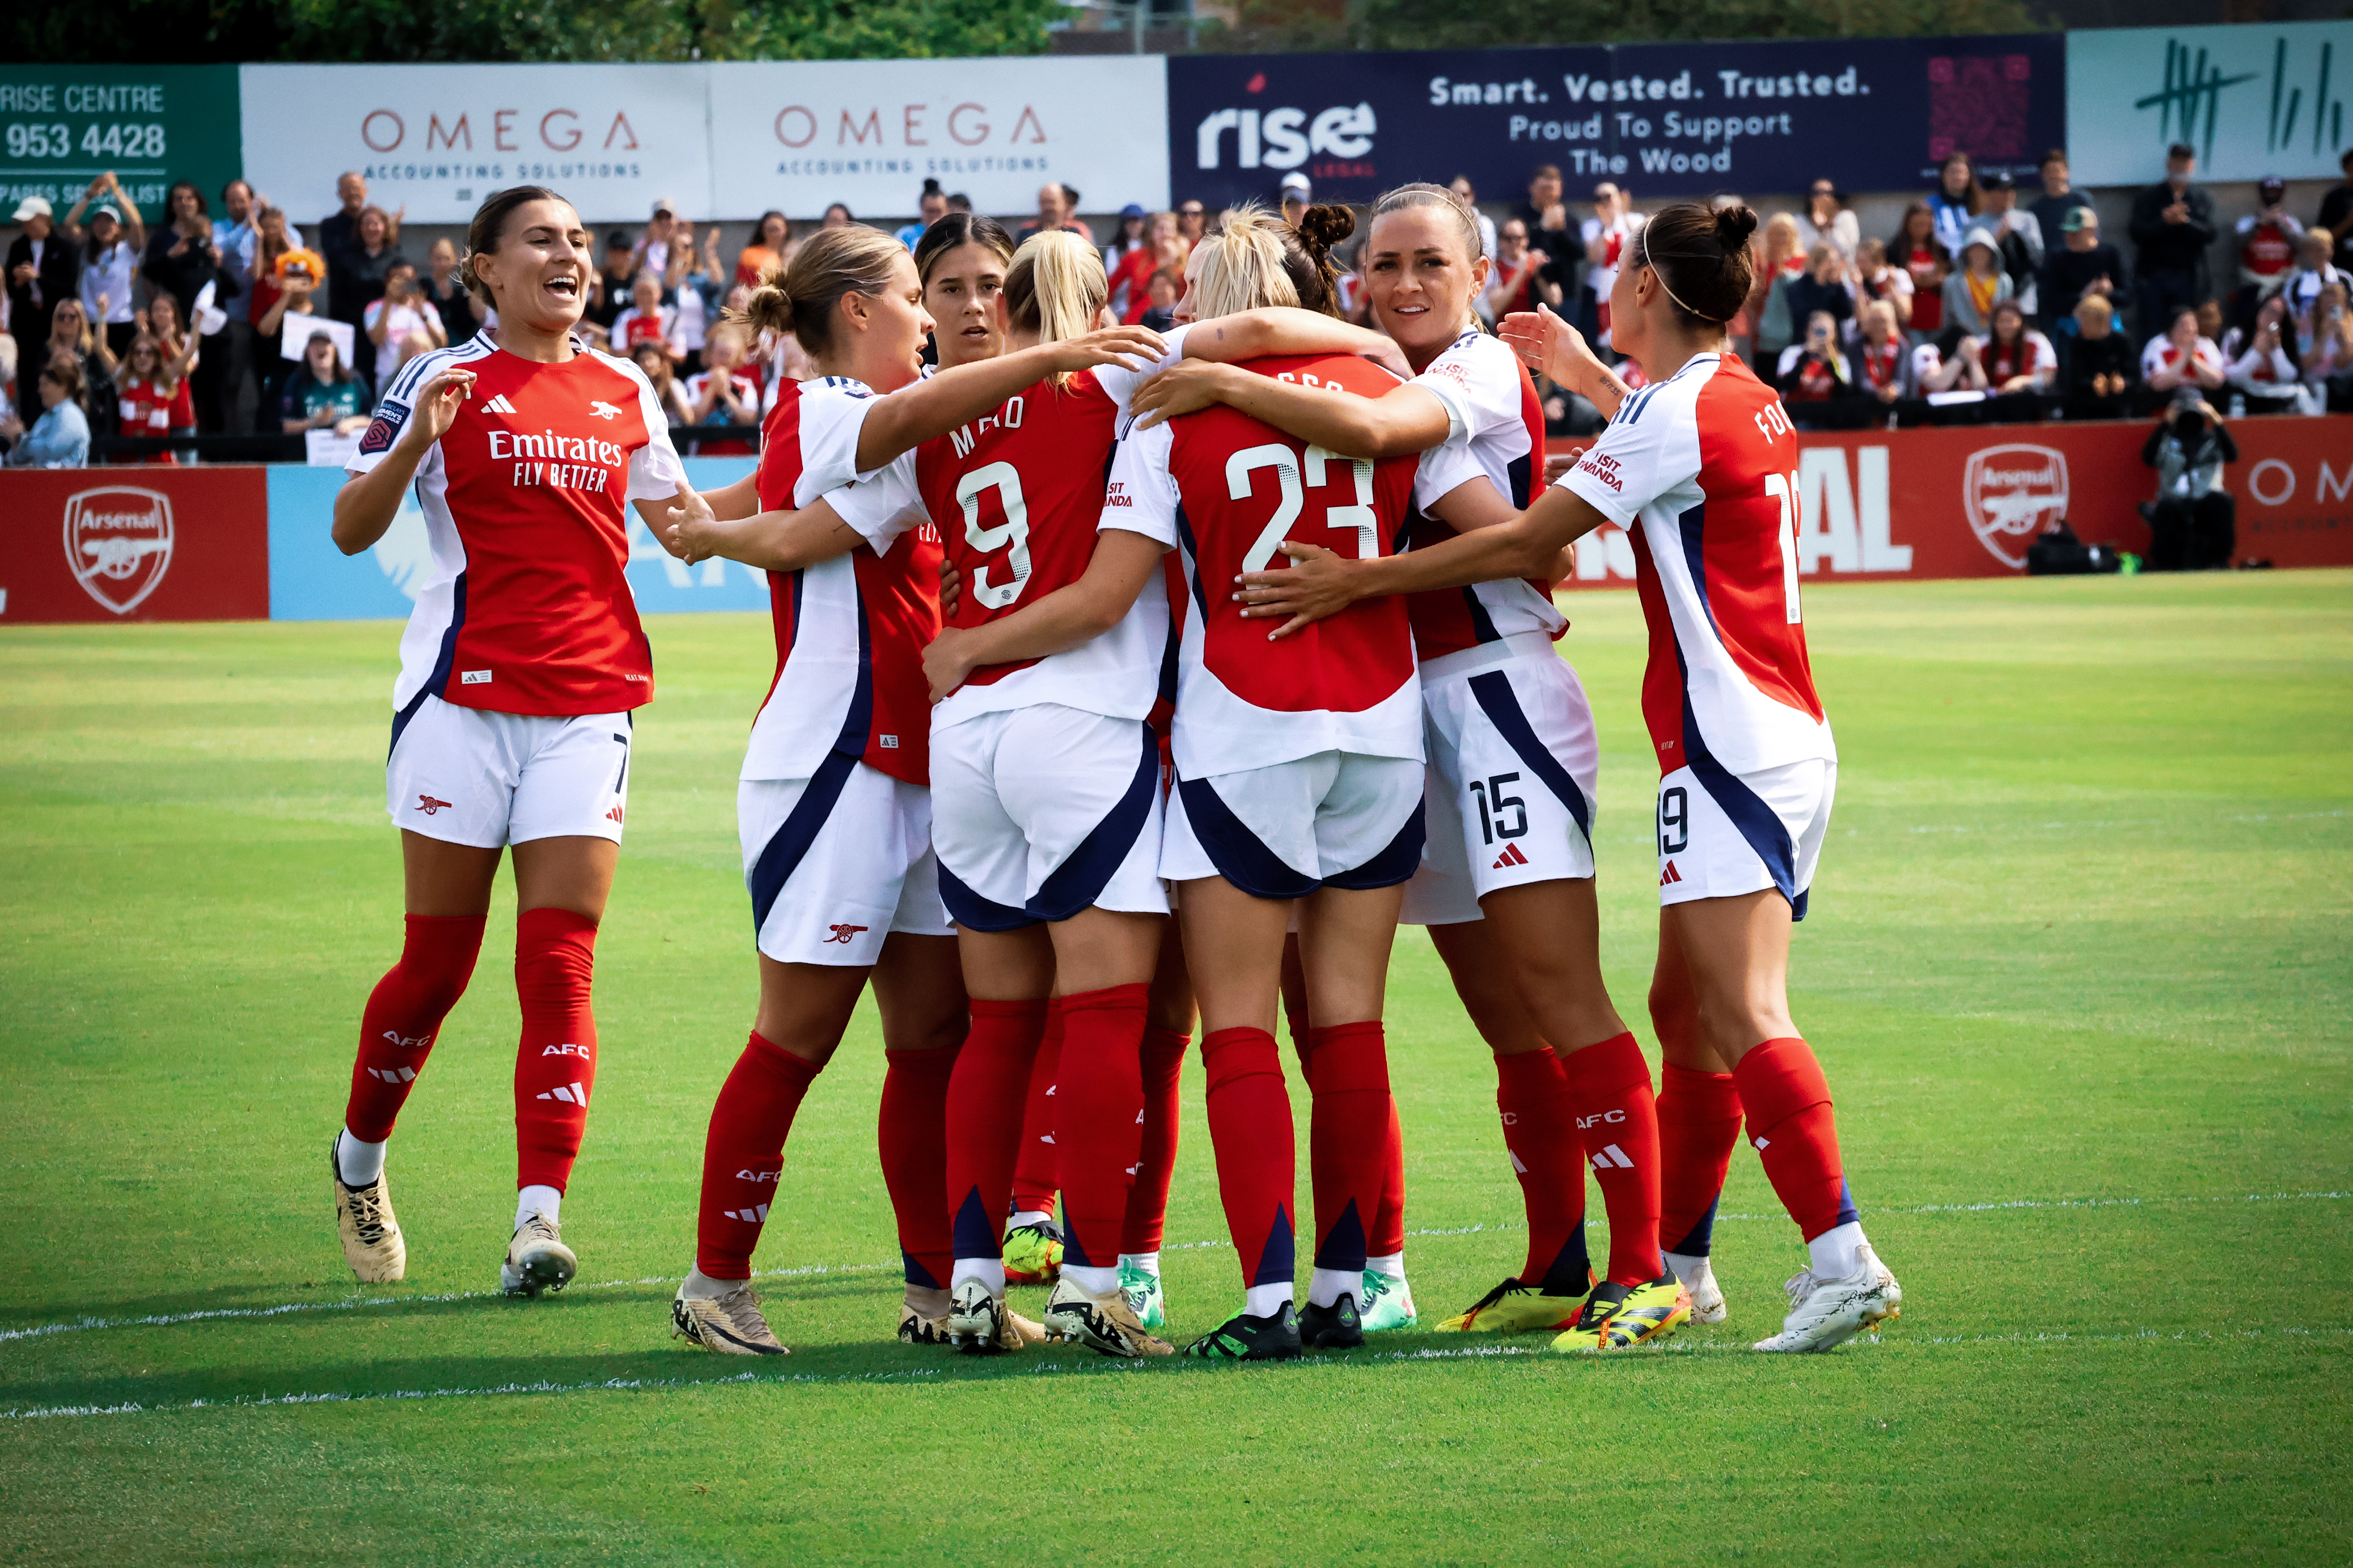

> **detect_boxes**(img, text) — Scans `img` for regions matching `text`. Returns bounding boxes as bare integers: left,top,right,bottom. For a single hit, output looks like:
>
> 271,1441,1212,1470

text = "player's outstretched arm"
922,530,1166,702
332,366,476,554
1130,362,1449,459
654,488,864,574
1233,482,1609,639
1180,307,1410,379
852,323,1167,472
1500,306,1631,421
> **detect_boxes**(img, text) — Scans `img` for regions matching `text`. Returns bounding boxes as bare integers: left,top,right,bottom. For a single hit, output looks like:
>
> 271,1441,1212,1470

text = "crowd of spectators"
5,143,2351,494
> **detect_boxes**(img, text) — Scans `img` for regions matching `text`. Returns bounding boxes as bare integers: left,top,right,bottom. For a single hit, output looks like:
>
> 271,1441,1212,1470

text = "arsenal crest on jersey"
1961,444,2070,570
62,485,175,615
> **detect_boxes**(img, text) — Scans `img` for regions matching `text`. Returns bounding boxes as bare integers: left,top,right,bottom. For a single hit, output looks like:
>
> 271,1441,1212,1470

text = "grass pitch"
2,572,2348,1566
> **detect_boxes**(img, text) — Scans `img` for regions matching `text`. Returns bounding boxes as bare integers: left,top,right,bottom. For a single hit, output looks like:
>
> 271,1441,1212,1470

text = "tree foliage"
8,0,1070,63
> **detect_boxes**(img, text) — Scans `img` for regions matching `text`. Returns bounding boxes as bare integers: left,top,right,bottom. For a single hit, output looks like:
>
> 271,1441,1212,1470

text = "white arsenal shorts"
386,695,632,849
930,705,1169,930
1160,751,1425,899
1656,757,1836,919
1402,643,1600,927
739,756,953,968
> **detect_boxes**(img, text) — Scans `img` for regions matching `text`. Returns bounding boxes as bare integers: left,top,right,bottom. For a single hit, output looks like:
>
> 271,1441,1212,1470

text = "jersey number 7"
1226,442,1379,573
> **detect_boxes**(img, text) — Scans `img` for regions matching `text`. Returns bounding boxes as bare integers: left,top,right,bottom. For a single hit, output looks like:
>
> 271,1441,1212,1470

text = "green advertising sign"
2067,22,2353,185
0,65,242,226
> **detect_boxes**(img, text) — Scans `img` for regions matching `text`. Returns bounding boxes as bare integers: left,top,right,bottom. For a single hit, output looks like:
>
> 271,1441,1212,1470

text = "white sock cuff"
336,1128,387,1188
1242,1281,1294,1318
1365,1251,1404,1278
1306,1266,1359,1310
680,1268,739,1300
1064,1264,1119,1295
1119,1251,1161,1276
952,1257,1007,1295
1807,1221,1867,1281
1009,1209,1054,1230
515,1185,562,1231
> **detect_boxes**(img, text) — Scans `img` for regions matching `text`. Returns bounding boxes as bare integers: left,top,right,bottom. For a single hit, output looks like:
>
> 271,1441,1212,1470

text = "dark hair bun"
1712,204,1761,252
921,177,943,197
1294,202,1356,259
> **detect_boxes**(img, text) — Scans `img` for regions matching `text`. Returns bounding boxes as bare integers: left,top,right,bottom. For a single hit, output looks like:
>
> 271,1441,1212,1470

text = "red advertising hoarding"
0,468,271,624
1554,414,2353,587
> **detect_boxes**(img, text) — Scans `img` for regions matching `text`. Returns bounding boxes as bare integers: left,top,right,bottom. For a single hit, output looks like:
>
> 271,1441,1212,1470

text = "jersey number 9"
957,461,1034,610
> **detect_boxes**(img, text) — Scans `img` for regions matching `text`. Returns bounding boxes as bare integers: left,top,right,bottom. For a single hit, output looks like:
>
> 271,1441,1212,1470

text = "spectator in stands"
2269,228,2347,323
2029,148,2094,254
1449,176,1499,260
1279,171,1313,226
1059,185,1093,241
1893,201,1951,342
2042,207,2124,327
1979,172,2044,316
673,224,723,373
738,212,790,287
1749,211,1806,370
0,338,14,434
2,354,90,467
417,236,480,343
141,180,228,431
112,331,196,463
10,196,82,386
365,258,445,385
1017,182,1087,244
208,180,269,432
142,291,195,392
1853,300,1918,405
1914,333,1986,395
2297,279,2353,410
335,205,404,389
632,340,694,426
635,200,683,286
1783,243,1854,339
897,180,949,251
1965,299,2056,396
2062,295,2138,420
1794,178,1859,261
2130,143,2219,342
1105,204,1154,319
254,247,326,419
1175,200,1207,249
277,329,367,435
314,171,367,303
2315,148,2353,272
2143,304,2227,397
1139,267,1180,333
1581,182,1643,344
1927,151,1980,257
1852,237,1914,330
2139,400,2237,570
1510,165,1585,315
589,231,636,333
2232,176,2303,330
611,273,680,367
683,323,761,454
71,176,145,359
1481,217,1556,324
1776,310,1855,425
1943,228,2012,343
2223,296,2316,415
822,203,854,228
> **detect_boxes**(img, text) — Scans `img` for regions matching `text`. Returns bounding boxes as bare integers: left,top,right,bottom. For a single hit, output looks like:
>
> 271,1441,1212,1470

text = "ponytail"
1191,204,1301,319
1004,231,1108,385
730,224,906,357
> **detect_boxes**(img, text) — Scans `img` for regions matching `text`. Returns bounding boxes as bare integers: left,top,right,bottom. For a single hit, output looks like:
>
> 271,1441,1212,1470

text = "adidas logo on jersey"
536,1082,589,1105
1590,1142,1636,1171
1660,861,1684,886
723,1203,771,1223
480,393,517,414
1492,844,1530,870
368,1065,418,1083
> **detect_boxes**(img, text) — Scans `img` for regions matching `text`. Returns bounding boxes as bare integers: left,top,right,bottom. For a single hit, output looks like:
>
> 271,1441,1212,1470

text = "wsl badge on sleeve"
359,400,411,456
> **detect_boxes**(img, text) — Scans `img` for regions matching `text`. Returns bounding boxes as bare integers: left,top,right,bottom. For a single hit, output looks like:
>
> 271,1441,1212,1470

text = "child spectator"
2142,305,2227,396
278,330,369,434
2269,229,2347,323
611,273,681,367
2062,296,2138,419
113,332,198,462
1963,299,2057,395
1893,201,1951,339
681,324,761,454
1853,300,1920,404
1943,228,2013,342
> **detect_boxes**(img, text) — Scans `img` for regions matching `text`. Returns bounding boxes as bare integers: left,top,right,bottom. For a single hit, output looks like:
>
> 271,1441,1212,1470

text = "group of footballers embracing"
321,173,1904,1366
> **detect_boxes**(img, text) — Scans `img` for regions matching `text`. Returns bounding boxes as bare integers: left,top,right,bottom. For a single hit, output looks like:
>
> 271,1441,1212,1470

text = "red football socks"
510,908,600,1193
1200,1026,1295,1288
1010,999,1063,1218
1735,1037,1856,1243
1559,1031,1664,1286
1120,1024,1190,1255
878,1044,959,1290
1371,1095,1407,1261
1305,1021,1390,1278
1052,984,1149,1270
1658,1062,1744,1259
943,997,1050,1274
693,1031,823,1280
1494,1046,1592,1294
344,913,486,1144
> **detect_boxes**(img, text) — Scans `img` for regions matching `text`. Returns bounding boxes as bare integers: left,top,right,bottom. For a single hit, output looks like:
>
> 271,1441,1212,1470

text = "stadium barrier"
2,420,2347,625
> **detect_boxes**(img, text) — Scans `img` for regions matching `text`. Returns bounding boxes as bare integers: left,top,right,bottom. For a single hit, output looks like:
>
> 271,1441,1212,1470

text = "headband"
1633,227,1732,323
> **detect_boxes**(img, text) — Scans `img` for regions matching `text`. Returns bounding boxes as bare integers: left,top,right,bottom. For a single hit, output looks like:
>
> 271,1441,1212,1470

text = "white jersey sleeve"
1558,371,1704,528
1099,419,1179,545
1093,324,1191,418
824,448,929,553
606,351,688,500
789,376,888,506
1408,330,1522,510
344,338,489,480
